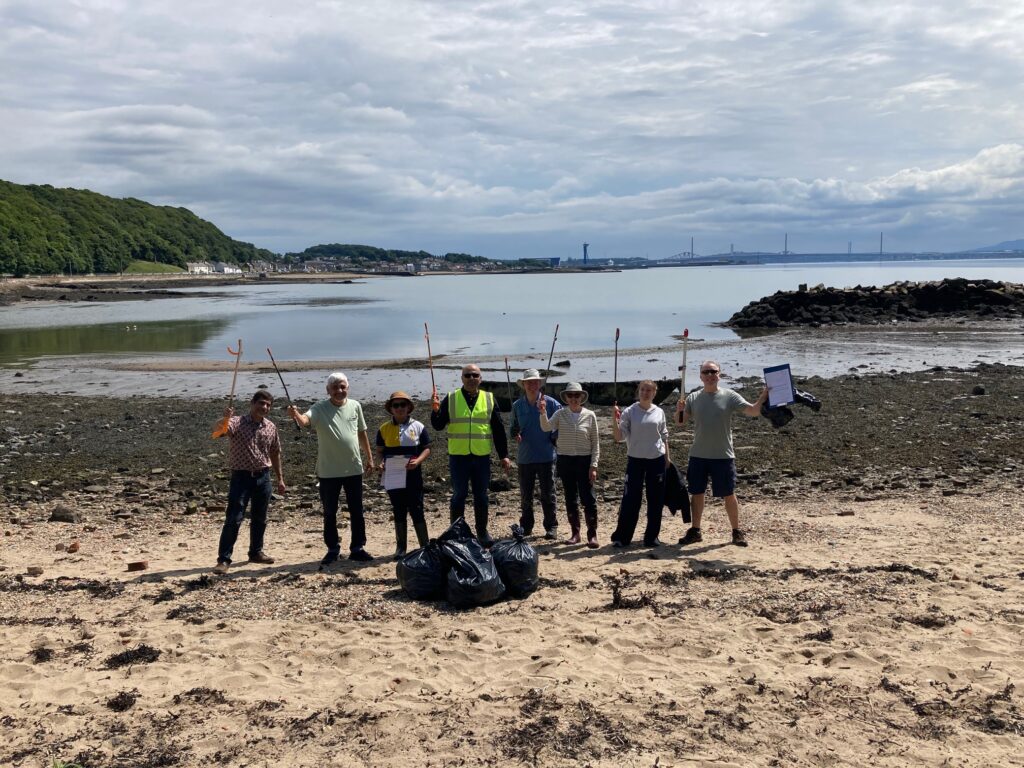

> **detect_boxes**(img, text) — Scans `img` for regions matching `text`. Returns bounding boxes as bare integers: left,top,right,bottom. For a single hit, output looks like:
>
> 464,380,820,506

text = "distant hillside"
288,243,489,265
0,179,276,276
970,239,1024,252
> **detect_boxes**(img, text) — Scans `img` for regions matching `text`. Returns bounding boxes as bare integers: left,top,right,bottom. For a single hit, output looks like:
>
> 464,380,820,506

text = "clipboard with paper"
382,456,408,490
763,364,796,408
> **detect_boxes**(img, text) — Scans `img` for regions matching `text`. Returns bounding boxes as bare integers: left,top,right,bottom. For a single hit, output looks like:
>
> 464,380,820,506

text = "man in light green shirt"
289,372,376,566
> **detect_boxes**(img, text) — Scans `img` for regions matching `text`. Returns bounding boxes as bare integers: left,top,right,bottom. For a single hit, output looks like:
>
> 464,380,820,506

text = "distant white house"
186,261,213,274
213,261,242,274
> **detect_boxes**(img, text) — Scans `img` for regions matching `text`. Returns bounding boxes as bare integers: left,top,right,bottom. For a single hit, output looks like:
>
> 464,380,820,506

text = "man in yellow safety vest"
431,363,511,547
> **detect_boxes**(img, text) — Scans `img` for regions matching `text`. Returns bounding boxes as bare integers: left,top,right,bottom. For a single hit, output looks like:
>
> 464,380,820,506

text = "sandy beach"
2,364,1023,766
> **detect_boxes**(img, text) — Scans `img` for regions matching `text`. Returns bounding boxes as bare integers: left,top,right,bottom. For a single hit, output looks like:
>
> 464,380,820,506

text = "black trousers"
556,455,598,536
611,456,665,545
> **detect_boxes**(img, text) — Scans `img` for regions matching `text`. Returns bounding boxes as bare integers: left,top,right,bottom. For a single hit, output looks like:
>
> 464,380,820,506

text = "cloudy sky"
2,1,1022,258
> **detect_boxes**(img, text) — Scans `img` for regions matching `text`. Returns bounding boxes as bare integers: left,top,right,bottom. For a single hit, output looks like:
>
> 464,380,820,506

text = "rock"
83,485,105,494
150,468,166,475
26,566,44,576
67,540,80,553
126,561,148,572
49,506,82,523
971,385,986,396
183,502,199,515
553,359,571,368
488,477,512,492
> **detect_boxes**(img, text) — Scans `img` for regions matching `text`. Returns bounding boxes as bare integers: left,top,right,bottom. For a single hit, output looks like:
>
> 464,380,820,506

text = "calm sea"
2,259,1024,367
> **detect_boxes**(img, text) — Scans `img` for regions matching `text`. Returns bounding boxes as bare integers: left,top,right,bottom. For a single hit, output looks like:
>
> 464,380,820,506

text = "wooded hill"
287,243,490,265
0,180,276,276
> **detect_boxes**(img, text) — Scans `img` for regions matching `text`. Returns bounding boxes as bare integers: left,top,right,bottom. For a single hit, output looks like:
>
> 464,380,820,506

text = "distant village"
184,255,570,276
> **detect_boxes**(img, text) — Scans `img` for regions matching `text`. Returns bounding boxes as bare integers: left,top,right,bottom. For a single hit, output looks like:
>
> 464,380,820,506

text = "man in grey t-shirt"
674,360,766,547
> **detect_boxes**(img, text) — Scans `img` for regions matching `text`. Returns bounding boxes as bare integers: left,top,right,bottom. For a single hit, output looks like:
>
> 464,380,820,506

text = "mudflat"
1,364,1023,767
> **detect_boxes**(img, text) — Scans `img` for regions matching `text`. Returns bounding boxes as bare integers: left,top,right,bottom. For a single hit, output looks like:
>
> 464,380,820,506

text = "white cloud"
1,0,1023,256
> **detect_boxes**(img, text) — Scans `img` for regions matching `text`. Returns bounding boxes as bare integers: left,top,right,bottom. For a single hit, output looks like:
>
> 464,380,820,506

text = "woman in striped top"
538,382,601,548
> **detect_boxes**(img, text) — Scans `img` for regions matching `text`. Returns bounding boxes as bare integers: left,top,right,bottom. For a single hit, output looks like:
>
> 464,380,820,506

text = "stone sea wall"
726,278,1024,329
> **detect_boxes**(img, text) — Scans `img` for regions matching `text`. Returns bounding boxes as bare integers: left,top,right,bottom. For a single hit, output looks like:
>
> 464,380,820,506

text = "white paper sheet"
383,456,408,490
764,364,795,408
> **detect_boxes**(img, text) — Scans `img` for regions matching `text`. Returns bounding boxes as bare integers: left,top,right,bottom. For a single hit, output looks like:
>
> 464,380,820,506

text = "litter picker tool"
504,356,514,410
613,328,620,407
211,339,242,438
680,328,689,398
544,323,559,378
266,347,300,430
424,323,438,405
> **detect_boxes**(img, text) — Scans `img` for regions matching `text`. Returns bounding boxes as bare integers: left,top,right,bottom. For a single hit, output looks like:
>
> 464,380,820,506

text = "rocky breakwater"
726,278,1024,329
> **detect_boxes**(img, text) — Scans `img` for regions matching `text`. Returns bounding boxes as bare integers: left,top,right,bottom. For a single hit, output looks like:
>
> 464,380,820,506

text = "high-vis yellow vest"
447,389,495,456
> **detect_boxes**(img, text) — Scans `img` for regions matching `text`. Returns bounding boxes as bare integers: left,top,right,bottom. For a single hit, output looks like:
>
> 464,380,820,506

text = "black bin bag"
396,541,446,601
490,524,539,598
437,517,505,608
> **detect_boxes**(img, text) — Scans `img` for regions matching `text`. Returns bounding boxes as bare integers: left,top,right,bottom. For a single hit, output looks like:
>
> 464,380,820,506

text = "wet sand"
3,322,1024,404
1,365,1023,766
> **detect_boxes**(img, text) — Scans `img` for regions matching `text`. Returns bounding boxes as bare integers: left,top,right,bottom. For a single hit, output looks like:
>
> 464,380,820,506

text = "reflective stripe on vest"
447,389,494,456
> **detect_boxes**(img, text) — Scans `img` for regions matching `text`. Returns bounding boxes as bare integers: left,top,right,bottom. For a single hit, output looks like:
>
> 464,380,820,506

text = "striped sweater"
540,408,600,467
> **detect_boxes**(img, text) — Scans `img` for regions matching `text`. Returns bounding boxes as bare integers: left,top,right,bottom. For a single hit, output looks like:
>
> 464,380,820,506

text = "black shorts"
686,457,737,497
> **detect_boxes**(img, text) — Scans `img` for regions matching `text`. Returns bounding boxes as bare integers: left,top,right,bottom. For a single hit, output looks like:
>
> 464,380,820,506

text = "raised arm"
742,388,769,417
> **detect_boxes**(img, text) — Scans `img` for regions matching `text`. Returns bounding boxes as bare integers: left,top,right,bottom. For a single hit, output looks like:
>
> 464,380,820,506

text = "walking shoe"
349,549,374,562
544,527,558,540
732,529,749,547
586,536,599,549
678,527,703,546
212,561,229,575
248,551,275,565
319,551,340,568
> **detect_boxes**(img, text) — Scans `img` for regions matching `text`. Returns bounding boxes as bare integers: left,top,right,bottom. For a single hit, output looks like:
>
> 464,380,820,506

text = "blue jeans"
611,456,666,545
319,475,366,556
518,461,557,533
449,454,492,539
217,469,272,564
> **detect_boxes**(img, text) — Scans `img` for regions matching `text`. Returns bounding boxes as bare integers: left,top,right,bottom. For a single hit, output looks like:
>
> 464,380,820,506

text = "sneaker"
732,529,749,547
349,549,374,562
544,528,558,540
319,551,340,568
212,561,229,575
248,551,275,565
586,536,599,549
678,527,703,546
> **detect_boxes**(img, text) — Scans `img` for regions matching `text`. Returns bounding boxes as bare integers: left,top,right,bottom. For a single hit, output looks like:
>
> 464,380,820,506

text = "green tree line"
0,180,276,276
286,243,490,265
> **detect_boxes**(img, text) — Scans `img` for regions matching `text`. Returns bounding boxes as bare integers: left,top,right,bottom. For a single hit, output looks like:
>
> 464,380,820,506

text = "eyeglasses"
700,369,720,375
462,372,481,378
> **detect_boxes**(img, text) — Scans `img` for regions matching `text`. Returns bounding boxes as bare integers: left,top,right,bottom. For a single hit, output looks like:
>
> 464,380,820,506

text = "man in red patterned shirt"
213,390,287,574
